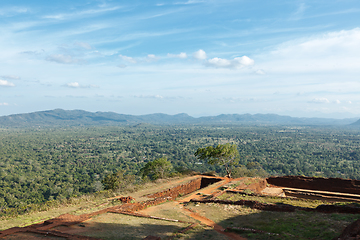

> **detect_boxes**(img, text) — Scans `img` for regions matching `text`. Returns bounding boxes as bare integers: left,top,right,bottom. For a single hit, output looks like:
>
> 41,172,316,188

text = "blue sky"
1,0,360,118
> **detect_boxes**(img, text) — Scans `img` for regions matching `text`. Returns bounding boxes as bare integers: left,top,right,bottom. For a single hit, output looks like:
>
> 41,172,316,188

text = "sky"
1,0,360,118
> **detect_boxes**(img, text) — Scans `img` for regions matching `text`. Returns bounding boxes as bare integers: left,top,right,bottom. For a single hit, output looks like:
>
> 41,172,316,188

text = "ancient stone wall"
146,178,203,199
267,176,360,195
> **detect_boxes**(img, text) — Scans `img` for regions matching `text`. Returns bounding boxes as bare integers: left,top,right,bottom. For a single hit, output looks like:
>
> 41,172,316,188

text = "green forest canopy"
1,124,360,211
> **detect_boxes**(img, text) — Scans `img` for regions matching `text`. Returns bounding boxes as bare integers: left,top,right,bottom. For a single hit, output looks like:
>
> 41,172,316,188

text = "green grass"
69,213,188,240
217,192,335,208
184,198,360,240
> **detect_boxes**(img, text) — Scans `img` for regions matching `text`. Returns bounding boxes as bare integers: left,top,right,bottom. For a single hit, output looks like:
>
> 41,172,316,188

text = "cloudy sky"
1,0,360,118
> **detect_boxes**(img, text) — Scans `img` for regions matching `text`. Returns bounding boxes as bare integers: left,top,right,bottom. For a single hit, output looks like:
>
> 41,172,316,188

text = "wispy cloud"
254,69,265,75
66,95,88,98
174,0,205,5
146,54,159,62
118,54,159,64
0,103,9,106
0,6,28,16
43,6,122,20
0,80,15,87
74,42,92,50
46,54,85,64
220,97,265,103
1,75,20,80
135,94,164,99
119,54,137,64
168,52,187,58
290,3,307,20
259,28,360,73
298,8,360,20
308,98,330,104
64,82,99,88
206,56,254,69
1,1,359,118
134,95,182,100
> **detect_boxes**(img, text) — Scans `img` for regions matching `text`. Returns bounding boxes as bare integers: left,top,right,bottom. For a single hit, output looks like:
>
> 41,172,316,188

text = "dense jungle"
1,124,360,215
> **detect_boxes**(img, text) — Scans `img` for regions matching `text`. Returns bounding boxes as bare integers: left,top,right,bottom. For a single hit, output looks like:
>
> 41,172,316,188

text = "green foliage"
232,163,269,178
195,143,239,177
140,157,173,180
102,170,136,190
2,124,360,214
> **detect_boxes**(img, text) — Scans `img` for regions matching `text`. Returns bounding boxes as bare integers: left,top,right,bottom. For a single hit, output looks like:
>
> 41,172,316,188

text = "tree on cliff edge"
140,157,173,180
195,143,239,178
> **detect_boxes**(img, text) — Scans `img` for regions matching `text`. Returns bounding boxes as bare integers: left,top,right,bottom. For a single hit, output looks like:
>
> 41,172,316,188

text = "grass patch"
184,200,360,240
217,192,335,208
71,213,188,240
172,225,229,240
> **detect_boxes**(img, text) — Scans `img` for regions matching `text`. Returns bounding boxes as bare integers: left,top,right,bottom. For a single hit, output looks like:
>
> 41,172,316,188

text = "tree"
140,157,173,180
194,143,239,178
102,170,135,190
232,162,269,178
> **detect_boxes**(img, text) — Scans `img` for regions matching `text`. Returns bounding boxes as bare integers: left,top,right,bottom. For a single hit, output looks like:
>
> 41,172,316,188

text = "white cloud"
221,97,264,103
117,64,127,68
0,80,15,87
262,28,360,73
0,7,28,16
1,75,20,80
43,6,121,20
67,82,80,88
255,69,265,75
335,99,341,104
309,98,330,104
238,56,255,66
206,56,254,69
64,82,98,88
290,3,307,20
168,52,187,58
146,54,158,61
207,57,230,67
66,95,87,98
21,50,40,56
0,103,9,106
175,0,205,5
119,54,137,63
46,54,83,64
135,95,164,99
297,29,360,55
75,42,92,50
193,49,207,60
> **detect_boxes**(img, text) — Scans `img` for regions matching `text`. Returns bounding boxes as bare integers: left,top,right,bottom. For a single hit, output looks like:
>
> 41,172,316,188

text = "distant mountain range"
0,109,358,128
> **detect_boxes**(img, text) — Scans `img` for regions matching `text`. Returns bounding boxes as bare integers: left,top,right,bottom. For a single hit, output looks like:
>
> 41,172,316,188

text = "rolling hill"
0,109,358,128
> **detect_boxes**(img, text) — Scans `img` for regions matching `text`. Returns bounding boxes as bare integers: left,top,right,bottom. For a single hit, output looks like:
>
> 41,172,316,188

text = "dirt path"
140,177,247,240
181,207,246,240
176,178,246,240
